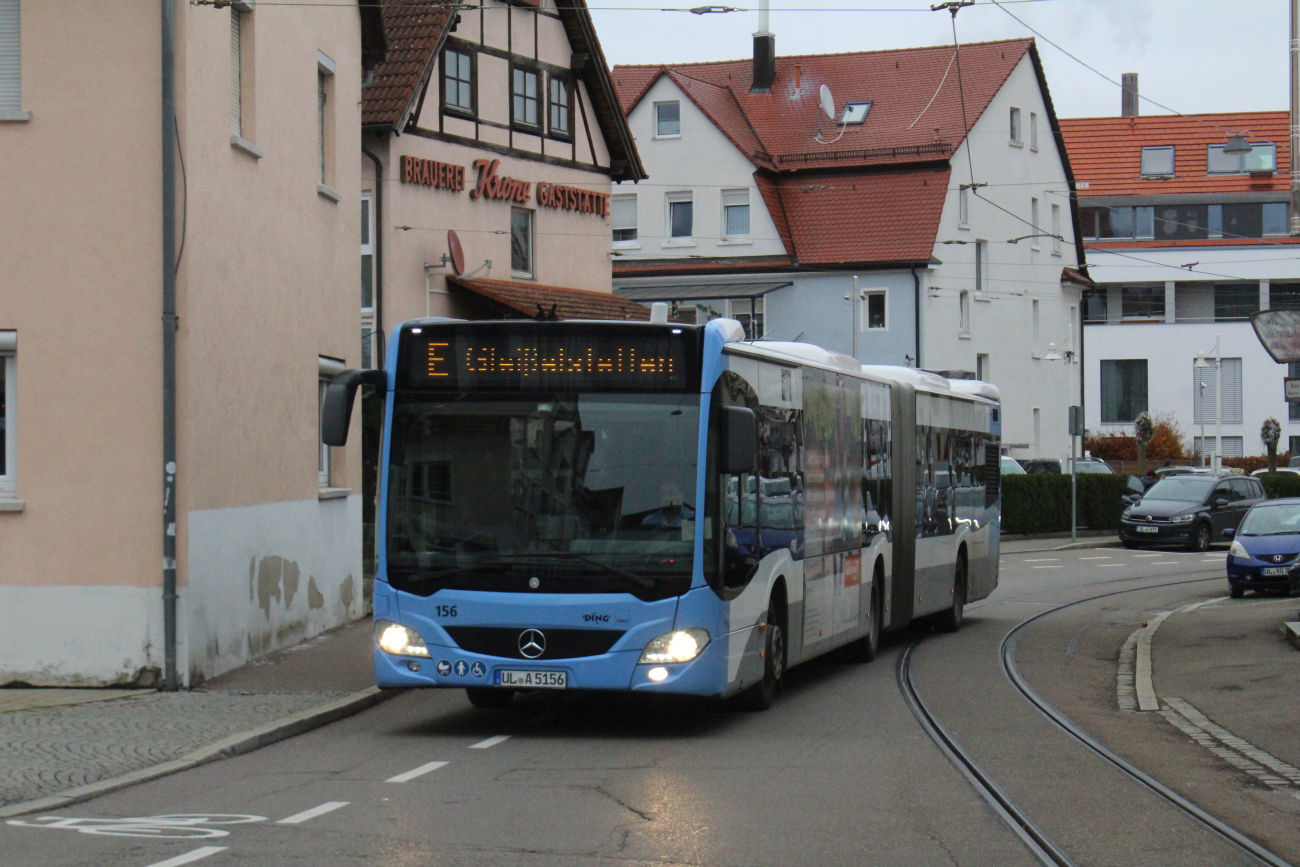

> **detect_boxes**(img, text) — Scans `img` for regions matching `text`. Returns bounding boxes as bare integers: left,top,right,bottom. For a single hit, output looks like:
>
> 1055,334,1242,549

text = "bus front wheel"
739,607,785,711
466,687,514,709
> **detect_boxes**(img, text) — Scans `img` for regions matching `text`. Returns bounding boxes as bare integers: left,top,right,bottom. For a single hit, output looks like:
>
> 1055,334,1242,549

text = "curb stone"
0,686,401,819
1282,622,1300,650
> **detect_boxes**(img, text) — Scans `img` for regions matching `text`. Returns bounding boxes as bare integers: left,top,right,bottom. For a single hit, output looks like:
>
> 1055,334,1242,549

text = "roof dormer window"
840,102,871,125
1208,142,1276,174
1140,145,1174,178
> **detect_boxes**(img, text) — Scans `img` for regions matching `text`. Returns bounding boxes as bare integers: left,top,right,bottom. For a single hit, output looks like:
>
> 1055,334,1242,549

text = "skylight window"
840,102,871,125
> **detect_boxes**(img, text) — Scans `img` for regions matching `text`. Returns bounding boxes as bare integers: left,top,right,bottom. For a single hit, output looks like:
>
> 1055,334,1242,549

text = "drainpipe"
362,144,384,365
911,267,922,367
161,0,179,690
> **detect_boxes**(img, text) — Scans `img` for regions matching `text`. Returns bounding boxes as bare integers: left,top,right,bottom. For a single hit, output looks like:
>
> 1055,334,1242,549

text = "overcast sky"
589,0,1288,120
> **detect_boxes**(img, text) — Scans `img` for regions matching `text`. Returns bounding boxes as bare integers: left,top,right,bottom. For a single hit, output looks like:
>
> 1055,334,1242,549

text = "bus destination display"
407,328,692,391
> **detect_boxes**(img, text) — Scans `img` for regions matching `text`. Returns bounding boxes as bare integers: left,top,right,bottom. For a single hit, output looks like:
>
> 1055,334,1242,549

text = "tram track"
899,570,1296,867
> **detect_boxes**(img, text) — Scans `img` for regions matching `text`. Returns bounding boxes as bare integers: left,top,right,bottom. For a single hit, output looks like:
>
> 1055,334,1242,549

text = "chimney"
1121,72,1139,117
752,0,776,93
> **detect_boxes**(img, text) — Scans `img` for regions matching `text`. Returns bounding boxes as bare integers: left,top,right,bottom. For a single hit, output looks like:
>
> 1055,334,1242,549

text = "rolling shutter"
1192,358,1242,425
0,0,20,113
230,10,241,136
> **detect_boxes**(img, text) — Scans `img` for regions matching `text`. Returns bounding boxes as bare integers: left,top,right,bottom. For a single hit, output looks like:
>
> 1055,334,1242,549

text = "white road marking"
276,802,349,825
1133,553,1165,558
1149,561,1180,566
1078,556,1111,560
1023,558,1059,562
386,761,449,783
1096,564,1127,568
142,848,227,867
1033,566,1064,569
469,735,511,750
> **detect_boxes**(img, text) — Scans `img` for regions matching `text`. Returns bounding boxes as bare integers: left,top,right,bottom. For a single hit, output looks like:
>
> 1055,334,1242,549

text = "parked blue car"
1224,497,1300,598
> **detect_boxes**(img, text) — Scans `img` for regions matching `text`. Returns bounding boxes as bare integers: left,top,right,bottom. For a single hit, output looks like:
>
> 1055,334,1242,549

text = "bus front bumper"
374,632,729,698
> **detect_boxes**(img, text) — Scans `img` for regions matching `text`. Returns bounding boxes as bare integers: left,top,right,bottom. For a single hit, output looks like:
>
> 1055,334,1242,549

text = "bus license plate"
496,670,567,689
1263,567,1290,576
1136,526,1159,534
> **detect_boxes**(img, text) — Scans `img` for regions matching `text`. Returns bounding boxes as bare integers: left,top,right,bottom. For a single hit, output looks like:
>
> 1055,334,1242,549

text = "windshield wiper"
530,553,657,589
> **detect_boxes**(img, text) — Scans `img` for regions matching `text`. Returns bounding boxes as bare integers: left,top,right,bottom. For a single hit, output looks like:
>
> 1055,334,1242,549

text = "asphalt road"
3,543,1295,867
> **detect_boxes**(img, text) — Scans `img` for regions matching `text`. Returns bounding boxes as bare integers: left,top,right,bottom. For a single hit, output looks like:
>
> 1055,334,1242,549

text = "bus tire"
466,687,514,709
739,606,785,711
843,571,882,664
936,556,967,634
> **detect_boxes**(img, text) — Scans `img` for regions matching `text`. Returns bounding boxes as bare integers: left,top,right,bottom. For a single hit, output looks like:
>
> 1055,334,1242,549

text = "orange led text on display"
426,344,676,378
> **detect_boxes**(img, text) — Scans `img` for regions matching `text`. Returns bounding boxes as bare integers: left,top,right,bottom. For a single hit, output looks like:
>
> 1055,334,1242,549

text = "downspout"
362,144,384,364
161,0,179,690
911,267,922,368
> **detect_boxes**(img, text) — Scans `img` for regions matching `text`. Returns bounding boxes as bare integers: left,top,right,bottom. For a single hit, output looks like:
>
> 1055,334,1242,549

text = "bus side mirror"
722,406,757,475
322,369,387,447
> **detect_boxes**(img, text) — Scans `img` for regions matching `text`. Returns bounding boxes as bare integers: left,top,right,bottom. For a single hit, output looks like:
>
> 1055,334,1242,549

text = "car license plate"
1263,567,1290,576
1136,525,1159,534
496,670,567,689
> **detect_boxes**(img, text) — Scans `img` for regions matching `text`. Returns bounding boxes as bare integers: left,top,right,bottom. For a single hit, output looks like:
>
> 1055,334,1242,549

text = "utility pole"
1291,0,1300,234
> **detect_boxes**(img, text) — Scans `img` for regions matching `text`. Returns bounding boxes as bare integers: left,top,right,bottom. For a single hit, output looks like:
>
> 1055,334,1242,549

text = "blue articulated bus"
323,317,1002,710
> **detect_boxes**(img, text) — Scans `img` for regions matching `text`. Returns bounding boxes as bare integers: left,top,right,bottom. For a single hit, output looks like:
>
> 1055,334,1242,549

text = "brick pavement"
0,619,375,809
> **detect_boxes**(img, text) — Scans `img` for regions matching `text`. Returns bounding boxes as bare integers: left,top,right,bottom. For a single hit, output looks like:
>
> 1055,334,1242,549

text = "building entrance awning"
614,282,793,303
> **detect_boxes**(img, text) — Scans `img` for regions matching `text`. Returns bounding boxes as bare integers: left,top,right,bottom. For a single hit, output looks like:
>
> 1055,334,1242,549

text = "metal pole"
161,0,179,691
1071,432,1077,544
851,274,859,359
1199,382,1207,466
1215,334,1223,473
1291,0,1300,234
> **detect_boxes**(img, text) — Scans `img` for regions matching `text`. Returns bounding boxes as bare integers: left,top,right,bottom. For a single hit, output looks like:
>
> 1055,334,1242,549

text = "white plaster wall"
184,495,364,685
1084,320,1293,456
617,76,786,259
925,54,1082,461
0,586,164,686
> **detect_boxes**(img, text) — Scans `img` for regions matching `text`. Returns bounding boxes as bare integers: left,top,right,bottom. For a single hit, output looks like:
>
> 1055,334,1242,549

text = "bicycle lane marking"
276,802,349,825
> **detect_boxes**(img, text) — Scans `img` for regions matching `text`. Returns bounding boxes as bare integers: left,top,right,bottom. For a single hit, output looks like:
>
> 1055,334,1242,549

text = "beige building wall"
0,0,366,686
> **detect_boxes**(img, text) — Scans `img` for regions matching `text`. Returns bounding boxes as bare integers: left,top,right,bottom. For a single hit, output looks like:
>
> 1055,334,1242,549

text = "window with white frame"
655,101,680,137
666,192,693,242
1032,299,1041,356
960,290,971,335
0,331,14,496
975,239,989,292
361,194,375,368
721,189,750,241
862,290,887,330
318,356,343,488
977,353,989,382
1030,111,1038,151
958,186,969,227
0,0,24,118
1193,357,1243,425
317,51,336,192
1051,203,1062,255
611,194,638,245
1009,107,1022,145
511,208,534,278
1194,436,1244,458
1031,198,1041,249
231,7,245,136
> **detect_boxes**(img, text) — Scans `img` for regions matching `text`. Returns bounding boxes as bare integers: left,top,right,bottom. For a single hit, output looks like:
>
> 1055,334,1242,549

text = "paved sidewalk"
0,618,380,811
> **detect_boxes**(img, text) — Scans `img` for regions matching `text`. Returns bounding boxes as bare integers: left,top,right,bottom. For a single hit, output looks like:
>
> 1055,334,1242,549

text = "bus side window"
710,371,761,592
758,406,803,558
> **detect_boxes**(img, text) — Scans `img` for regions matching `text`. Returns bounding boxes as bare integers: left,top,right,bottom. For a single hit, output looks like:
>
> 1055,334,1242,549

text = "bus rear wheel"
739,608,785,711
936,557,967,634
466,687,514,709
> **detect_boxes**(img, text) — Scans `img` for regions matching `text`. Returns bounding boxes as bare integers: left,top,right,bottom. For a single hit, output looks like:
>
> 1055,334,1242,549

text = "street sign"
1068,405,1084,436
1286,377,1300,402
1251,310,1300,362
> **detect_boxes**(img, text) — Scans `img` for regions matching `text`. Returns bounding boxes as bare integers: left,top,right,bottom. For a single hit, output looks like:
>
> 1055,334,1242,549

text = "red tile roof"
447,276,653,321
613,39,1034,171
362,0,454,130
1060,112,1291,197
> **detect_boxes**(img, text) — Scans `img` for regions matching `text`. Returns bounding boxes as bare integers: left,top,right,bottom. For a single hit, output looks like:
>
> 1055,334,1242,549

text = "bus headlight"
639,629,710,664
375,620,431,658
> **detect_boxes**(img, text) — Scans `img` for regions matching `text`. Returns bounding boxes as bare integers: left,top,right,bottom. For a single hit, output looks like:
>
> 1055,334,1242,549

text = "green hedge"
1002,473,1130,535
1256,472,1300,499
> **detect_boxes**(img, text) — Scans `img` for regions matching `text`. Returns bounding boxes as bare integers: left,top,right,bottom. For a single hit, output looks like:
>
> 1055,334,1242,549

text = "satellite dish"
447,230,466,276
819,84,836,121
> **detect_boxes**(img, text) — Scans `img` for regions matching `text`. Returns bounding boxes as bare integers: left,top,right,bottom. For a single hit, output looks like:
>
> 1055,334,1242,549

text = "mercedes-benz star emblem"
518,629,546,659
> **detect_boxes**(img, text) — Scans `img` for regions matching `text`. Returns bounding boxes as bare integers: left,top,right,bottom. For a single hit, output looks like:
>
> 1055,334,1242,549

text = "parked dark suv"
1119,473,1266,552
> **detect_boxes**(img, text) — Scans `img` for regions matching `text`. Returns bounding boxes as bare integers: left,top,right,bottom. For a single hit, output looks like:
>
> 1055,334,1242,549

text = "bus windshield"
385,392,700,600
